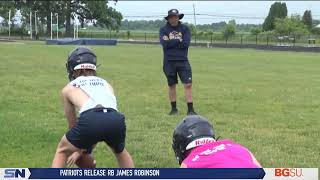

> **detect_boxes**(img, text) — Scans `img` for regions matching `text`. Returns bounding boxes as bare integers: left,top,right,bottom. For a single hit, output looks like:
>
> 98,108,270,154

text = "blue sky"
109,1,320,24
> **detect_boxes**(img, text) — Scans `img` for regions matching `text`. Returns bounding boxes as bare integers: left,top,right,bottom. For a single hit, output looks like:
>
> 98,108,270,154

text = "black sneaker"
169,109,178,115
187,110,197,116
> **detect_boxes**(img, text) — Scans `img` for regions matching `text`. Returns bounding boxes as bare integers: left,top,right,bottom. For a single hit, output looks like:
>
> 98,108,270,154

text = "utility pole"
56,13,59,39
35,11,37,37
50,12,53,39
73,14,76,39
193,3,197,45
8,10,11,39
30,11,32,39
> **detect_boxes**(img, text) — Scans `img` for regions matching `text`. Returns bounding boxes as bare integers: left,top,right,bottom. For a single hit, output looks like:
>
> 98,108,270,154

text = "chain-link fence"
75,31,320,47
1,24,319,48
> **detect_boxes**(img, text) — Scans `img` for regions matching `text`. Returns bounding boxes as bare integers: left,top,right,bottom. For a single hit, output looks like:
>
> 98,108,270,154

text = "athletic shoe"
169,109,178,115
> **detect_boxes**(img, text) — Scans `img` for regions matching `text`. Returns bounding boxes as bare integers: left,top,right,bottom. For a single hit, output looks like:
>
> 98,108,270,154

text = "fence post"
225,37,228,45
266,35,269,46
293,35,296,46
210,34,213,46
255,35,258,45
144,32,147,44
109,30,111,40
241,34,243,45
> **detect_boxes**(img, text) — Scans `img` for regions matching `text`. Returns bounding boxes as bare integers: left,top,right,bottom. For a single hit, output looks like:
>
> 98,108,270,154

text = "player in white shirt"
51,46,134,168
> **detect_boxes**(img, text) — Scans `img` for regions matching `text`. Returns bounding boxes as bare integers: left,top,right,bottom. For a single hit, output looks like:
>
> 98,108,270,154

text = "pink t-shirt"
182,139,260,168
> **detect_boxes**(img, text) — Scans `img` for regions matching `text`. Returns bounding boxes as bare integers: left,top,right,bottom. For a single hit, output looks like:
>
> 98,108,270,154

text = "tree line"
121,2,319,39
0,0,122,36
0,1,319,37
120,19,261,33
262,2,319,35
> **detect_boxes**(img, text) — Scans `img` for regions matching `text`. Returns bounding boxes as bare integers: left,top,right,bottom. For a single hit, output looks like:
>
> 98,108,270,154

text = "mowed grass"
0,42,319,168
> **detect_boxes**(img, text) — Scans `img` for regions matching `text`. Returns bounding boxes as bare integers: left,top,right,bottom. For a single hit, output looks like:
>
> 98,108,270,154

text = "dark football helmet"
172,115,215,164
66,46,97,81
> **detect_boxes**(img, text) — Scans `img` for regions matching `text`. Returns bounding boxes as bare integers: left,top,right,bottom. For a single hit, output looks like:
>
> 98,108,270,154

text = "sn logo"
3,168,30,179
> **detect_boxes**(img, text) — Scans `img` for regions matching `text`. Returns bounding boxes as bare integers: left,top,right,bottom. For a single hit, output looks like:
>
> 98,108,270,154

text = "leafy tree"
0,1,17,27
250,27,262,35
263,2,287,31
188,24,197,36
6,0,122,36
302,10,312,30
275,14,308,35
222,20,236,39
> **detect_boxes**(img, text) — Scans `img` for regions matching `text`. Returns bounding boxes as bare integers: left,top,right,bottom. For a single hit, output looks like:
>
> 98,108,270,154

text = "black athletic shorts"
163,61,192,86
66,108,126,154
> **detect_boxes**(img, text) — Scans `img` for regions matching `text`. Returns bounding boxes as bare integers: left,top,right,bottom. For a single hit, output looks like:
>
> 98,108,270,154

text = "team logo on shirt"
191,144,232,162
169,31,183,40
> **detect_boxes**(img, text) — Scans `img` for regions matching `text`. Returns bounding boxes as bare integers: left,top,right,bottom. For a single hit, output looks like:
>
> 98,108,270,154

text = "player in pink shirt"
172,115,262,168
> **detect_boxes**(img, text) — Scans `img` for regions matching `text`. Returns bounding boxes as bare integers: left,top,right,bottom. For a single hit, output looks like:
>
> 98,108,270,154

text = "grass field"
0,42,319,168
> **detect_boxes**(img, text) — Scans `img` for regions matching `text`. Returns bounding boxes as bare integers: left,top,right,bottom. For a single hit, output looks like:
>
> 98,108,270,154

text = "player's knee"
76,154,97,168
114,149,129,161
56,136,75,155
56,145,70,154
168,83,176,88
169,85,176,90
184,83,192,89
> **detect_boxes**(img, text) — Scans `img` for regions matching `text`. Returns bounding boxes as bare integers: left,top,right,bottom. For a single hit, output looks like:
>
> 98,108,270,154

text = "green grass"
0,42,319,168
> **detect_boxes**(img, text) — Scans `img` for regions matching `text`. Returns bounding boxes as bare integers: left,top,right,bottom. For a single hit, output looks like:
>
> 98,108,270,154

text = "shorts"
163,61,192,86
66,108,126,153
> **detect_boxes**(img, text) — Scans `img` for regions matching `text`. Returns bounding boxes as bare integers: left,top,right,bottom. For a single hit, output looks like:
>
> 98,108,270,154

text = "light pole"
8,10,11,39
50,12,53,39
34,11,37,37
56,13,59,39
193,3,197,45
30,11,32,39
73,14,77,39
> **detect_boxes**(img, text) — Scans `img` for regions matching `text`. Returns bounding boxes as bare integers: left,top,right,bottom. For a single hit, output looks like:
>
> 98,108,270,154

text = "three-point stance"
52,46,134,168
172,115,262,168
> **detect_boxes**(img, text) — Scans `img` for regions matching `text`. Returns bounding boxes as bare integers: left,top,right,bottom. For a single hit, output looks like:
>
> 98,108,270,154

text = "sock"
187,102,194,112
171,101,177,110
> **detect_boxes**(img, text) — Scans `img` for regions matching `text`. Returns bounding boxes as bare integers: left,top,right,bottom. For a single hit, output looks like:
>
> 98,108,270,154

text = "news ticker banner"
0,168,318,180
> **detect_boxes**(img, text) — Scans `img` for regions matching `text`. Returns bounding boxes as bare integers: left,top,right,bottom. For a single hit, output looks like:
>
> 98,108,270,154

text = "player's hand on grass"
67,151,82,167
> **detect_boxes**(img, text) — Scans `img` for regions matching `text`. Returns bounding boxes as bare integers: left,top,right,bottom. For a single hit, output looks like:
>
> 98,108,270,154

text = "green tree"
17,1,64,36
250,27,262,35
302,10,312,31
13,0,122,36
263,2,287,31
188,24,197,36
0,1,17,27
228,19,236,26
275,14,308,35
222,20,236,39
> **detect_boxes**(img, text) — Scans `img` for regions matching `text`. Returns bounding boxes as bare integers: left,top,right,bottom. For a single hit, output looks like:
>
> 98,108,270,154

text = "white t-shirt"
70,76,117,113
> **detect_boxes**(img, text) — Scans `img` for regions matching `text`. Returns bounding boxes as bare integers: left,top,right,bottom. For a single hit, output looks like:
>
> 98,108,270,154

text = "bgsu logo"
275,168,303,177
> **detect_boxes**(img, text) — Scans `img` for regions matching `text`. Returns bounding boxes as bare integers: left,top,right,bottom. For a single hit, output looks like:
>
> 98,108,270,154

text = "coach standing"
160,9,196,115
